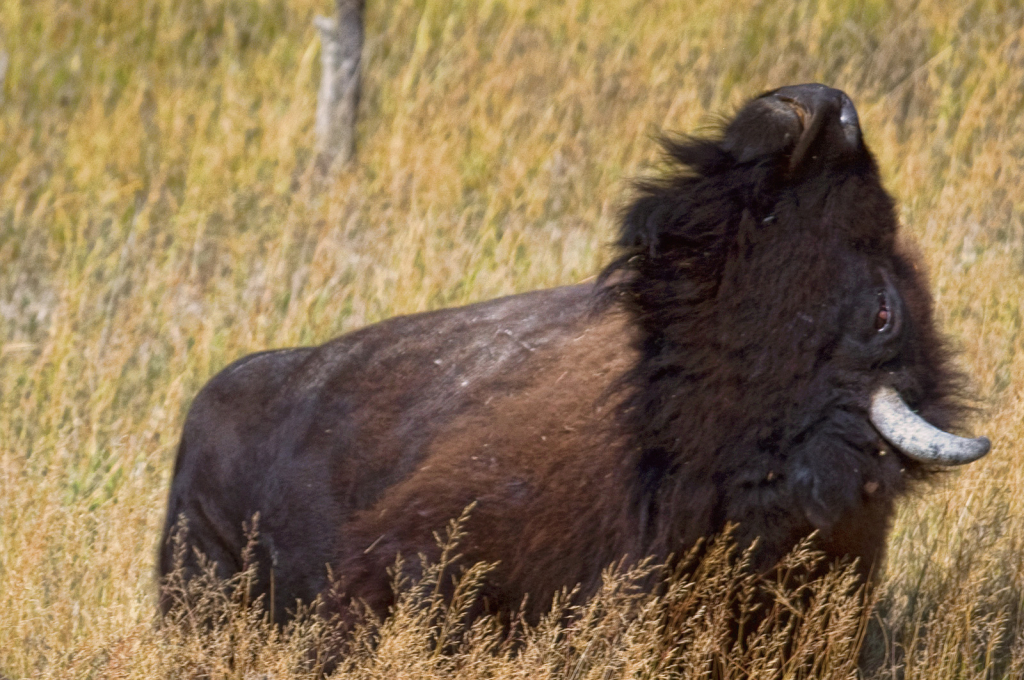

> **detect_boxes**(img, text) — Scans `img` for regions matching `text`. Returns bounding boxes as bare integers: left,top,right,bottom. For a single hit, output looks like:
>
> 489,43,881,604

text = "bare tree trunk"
0,50,8,104
314,0,364,176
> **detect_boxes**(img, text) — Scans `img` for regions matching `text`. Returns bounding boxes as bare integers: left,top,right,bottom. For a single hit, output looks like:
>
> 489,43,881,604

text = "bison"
159,84,990,634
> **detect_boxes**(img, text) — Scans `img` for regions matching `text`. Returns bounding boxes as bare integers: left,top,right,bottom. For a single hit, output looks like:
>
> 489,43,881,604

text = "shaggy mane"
599,132,968,565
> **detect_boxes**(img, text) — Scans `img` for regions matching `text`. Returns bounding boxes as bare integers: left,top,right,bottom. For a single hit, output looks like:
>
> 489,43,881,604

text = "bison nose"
764,83,863,171
839,94,860,146
723,83,864,169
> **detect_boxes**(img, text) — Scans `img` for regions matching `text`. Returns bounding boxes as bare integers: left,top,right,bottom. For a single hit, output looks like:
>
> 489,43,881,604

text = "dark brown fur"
160,85,967,633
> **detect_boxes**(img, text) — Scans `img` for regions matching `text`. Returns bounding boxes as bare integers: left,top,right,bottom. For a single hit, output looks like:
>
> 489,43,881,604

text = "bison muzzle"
159,84,990,632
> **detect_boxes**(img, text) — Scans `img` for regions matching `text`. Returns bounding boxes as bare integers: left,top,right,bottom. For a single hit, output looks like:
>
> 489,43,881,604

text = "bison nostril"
722,96,804,163
775,96,809,130
839,94,861,147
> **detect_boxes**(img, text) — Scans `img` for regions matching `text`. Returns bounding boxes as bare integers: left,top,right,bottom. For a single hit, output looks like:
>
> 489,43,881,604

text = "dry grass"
0,0,1022,677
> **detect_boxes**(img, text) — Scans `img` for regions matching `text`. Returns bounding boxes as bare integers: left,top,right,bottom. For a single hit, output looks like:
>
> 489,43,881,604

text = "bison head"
607,83,989,568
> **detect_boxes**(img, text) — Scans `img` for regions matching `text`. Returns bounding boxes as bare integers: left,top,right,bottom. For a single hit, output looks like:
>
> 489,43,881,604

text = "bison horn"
869,386,991,465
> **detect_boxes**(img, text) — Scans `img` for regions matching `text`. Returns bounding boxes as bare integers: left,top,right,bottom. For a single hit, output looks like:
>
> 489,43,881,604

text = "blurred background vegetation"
0,0,1022,676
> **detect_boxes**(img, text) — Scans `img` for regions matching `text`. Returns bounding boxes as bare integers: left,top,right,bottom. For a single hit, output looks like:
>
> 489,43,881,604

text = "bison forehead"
720,222,886,322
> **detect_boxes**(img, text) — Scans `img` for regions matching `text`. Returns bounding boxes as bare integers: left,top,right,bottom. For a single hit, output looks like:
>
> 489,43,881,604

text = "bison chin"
159,84,989,647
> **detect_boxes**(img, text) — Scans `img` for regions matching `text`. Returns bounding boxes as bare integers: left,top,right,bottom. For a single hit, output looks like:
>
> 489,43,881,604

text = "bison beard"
159,85,989,641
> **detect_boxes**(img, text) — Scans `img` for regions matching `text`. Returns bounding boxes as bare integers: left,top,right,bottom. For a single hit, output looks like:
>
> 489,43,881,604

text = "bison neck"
616,299,874,574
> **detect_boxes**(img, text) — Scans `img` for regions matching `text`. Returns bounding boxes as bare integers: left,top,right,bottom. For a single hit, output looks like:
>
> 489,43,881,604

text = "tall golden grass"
0,0,1021,677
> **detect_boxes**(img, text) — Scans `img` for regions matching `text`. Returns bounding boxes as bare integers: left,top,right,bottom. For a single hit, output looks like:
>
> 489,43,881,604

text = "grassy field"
1,0,1022,677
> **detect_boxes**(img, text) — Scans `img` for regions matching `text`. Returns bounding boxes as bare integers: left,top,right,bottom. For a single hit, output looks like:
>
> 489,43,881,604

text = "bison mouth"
869,386,990,465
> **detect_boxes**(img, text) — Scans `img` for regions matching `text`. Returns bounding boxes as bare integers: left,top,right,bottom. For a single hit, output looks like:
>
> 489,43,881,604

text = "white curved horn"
870,386,990,466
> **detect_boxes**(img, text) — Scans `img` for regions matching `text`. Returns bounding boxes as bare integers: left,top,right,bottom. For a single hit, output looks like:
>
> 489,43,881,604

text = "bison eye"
875,292,892,331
